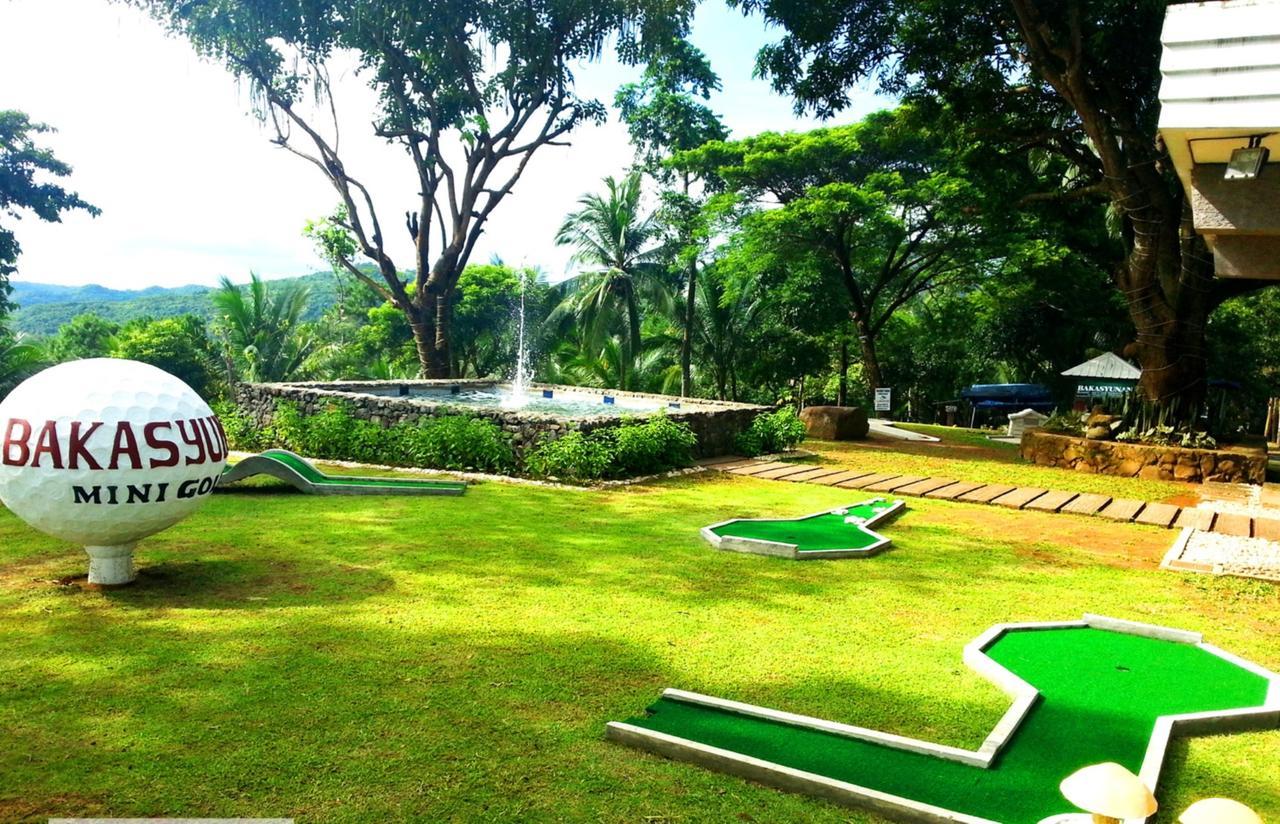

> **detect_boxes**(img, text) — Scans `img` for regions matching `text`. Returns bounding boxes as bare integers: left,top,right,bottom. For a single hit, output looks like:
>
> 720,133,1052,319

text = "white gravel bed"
1169,528,1280,582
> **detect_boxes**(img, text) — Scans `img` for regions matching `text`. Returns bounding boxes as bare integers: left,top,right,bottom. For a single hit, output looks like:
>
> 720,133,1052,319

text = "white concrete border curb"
607,614,1280,823
700,499,906,560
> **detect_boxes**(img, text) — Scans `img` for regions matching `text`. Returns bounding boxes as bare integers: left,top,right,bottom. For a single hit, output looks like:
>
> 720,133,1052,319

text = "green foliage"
128,0,696,378
111,315,221,400
615,38,728,179
266,400,515,473
399,415,517,474
47,313,120,362
736,407,807,457
1115,426,1217,450
552,172,673,389
610,413,697,475
524,431,615,483
0,110,99,320
0,330,47,400
526,414,697,482
212,272,314,383
1040,411,1084,437
674,106,1002,390
451,263,547,379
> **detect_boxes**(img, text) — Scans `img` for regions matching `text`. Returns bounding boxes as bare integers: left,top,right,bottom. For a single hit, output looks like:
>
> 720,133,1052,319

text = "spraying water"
503,276,532,409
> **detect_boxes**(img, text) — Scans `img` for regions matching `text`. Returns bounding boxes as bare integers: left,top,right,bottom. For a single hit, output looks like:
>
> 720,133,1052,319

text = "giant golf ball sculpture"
0,359,227,586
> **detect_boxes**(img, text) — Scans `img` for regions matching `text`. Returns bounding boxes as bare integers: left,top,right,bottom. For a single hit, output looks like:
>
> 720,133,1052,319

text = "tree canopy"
729,0,1274,417
0,111,98,321
128,0,696,378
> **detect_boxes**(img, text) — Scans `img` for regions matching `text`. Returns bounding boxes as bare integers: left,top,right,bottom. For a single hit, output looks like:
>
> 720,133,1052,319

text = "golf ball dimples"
0,358,227,546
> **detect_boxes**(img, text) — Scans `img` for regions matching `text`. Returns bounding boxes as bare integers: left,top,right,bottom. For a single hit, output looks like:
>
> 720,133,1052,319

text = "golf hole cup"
0,359,228,586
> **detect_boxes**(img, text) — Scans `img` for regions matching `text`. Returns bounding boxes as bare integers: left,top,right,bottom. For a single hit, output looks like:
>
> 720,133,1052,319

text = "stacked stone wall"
233,380,768,466
1021,431,1267,485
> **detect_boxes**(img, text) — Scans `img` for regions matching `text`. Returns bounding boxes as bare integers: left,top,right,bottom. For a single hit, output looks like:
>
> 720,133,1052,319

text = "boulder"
800,405,869,440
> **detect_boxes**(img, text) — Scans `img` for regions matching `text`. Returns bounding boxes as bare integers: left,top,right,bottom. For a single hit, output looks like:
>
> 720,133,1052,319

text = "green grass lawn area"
805,423,1198,504
2,471,1275,822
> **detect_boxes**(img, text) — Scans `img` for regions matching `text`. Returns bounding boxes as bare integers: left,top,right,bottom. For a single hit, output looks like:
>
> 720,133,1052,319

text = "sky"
0,0,889,289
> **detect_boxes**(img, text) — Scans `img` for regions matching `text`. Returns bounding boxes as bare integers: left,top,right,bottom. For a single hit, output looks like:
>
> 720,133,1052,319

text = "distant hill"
10,272,344,335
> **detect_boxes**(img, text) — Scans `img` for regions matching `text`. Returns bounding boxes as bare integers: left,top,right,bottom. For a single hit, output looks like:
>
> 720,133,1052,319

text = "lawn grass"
803,424,1197,504
2,471,1276,822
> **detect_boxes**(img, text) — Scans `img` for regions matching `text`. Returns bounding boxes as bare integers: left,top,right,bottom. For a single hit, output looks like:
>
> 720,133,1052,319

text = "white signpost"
874,387,892,413
0,359,228,586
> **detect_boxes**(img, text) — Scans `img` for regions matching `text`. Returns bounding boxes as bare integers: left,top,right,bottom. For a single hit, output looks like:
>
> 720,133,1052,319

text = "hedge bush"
216,399,515,473
526,414,697,482
736,407,807,457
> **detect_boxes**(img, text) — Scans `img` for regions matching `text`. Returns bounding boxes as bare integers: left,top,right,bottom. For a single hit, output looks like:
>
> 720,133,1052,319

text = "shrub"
261,399,514,472
609,414,698,476
526,414,698,482
1040,410,1085,436
211,400,273,452
737,407,807,457
525,430,615,482
401,415,516,473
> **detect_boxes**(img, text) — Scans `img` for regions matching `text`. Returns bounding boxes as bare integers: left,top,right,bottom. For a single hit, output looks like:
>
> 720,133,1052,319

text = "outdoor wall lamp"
1224,136,1269,180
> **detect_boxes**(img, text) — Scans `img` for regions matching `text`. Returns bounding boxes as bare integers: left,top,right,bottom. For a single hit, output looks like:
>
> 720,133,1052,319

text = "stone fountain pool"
235,379,769,459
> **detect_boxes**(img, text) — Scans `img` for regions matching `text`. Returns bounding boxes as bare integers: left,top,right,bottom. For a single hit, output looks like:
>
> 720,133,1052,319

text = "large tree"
0,111,98,321
730,0,1272,419
130,0,693,378
676,108,995,393
616,40,727,396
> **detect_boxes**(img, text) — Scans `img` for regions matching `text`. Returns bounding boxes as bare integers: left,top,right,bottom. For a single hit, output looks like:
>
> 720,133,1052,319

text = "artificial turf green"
624,626,1272,824
709,501,897,552
252,450,465,490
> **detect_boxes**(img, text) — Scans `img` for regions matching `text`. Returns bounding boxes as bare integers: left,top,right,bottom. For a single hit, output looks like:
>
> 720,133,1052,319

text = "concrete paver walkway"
700,457,1267,537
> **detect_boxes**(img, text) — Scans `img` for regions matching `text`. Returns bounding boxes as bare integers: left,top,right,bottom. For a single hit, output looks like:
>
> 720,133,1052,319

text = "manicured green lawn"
805,425,1197,503
1,471,1275,822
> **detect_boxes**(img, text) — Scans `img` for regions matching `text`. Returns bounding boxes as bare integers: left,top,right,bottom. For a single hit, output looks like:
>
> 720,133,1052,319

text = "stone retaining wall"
1021,431,1268,485
233,380,768,465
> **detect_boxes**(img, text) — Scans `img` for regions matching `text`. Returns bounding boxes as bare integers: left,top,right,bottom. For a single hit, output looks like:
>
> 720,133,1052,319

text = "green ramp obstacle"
702,498,905,559
608,615,1280,823
219,449,466,496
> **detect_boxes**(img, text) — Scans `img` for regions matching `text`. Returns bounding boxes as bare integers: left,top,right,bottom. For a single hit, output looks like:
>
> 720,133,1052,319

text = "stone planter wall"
1020,430,1268,485
233,379,769,466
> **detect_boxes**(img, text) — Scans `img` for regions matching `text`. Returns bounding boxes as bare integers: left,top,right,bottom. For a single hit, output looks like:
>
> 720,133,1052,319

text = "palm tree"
692,266,764,401
0,331,47,399
212,273,314,383
554,172,672,389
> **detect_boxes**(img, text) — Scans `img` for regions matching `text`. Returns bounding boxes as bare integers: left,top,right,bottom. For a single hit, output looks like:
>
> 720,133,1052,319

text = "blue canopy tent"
960,384,1056,428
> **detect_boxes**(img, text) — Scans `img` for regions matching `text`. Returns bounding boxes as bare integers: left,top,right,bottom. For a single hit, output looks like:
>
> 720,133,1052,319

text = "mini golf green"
220,449,467,495
609,618,1278,823
702,499,904,559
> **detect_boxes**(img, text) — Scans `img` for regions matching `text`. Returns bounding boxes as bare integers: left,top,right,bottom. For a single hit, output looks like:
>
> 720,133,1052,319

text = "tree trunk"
837,336,849,407
407,306,450,379
852,313,883,393
1116,194,1215,418
680,261,696,397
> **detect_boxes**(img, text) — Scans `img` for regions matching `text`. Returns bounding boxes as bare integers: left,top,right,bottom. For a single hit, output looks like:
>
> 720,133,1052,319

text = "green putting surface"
709,501,897,552
249,450,465,491
621,627,1272,823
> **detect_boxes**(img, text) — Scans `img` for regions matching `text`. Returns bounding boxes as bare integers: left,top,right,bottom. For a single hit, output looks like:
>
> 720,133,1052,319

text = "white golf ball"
0,358,227,549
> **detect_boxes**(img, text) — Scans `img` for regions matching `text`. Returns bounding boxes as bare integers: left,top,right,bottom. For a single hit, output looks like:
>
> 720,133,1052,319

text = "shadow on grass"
54,557,395,610
1,617,1014,823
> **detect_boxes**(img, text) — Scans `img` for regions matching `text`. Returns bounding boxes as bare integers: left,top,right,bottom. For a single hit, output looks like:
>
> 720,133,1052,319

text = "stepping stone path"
697,457,1280,538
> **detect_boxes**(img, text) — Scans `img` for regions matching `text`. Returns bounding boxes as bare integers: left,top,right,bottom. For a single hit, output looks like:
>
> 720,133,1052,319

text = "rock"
1085,425,1113,440
1138,466,1165,481
799,405,869,440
